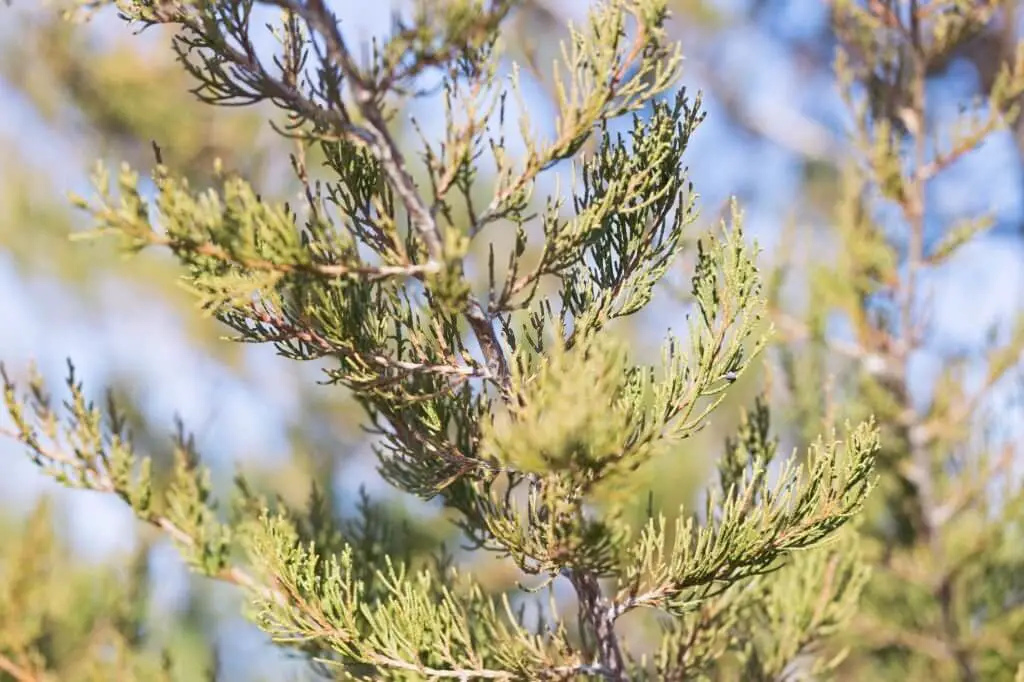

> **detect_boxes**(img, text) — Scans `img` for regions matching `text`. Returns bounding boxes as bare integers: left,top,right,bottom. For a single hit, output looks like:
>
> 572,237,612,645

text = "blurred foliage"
0,499,218,682
768,1,1024,679
0,11,269,181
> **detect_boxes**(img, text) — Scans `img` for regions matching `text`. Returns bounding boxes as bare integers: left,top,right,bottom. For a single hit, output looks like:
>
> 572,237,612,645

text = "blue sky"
1,0,1023,676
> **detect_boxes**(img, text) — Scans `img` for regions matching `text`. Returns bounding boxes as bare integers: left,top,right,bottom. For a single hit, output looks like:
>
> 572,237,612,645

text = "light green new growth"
3,0,880,679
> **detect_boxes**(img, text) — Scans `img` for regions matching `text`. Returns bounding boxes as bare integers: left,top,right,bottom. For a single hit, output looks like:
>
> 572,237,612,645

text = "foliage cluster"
1,1,1022,681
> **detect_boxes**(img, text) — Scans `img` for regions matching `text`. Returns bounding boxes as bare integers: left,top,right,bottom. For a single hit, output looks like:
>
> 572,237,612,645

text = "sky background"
2,0,1023,678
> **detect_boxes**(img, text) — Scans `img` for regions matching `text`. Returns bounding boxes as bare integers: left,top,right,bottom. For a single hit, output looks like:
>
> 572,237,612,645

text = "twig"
142,232,440,281
1,425,580,679
262,0,512,396
570,571,627,681
0,654,40,682
0,426,286,607
896,5,977,678
248,303,493,383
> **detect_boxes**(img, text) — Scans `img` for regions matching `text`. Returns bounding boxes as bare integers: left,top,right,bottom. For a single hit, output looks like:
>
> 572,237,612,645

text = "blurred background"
1,1,1023,680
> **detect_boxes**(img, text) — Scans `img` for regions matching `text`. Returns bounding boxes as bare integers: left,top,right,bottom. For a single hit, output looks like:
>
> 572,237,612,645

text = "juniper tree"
2,1,880,680
767,2,1024,679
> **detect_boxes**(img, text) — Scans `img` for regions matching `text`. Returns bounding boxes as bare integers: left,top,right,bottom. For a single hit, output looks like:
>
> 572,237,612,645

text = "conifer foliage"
3,1,880,679
769,2,1024,679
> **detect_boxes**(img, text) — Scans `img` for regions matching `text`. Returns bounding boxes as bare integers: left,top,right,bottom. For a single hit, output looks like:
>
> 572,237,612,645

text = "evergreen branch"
140,230,440,281
247,304,493,384
0,422,285,608
260,0,514,394
137,2,367,145
245,513,598,679
470,6,662,237
0,1,905,678
110,0,681,405
615,420,878,618
320,655,613,680
261,0,444,263
2,368,559,678
0,428,567,680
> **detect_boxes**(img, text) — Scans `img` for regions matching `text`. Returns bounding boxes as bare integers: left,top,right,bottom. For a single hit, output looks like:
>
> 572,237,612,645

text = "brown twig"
0,654,41,682
262,0,512,396
144,232,440,280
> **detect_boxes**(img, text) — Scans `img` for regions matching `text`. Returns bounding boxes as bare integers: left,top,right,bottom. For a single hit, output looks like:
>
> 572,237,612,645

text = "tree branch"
262,0,512,395
0,654,41,682
570,571,627,681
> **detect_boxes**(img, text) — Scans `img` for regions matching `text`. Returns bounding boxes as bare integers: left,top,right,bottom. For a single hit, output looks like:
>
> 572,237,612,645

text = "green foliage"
1,1,885,680
769,1,1024,680
0,500,217,682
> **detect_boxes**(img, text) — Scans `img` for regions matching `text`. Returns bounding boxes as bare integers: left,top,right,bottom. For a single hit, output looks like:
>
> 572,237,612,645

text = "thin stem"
898,6,977,679
570,571,627,681
0,654,40,682
263,0,512,397
897,0,935,547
